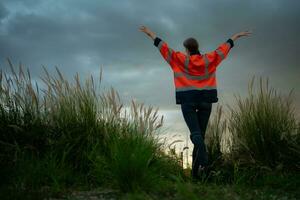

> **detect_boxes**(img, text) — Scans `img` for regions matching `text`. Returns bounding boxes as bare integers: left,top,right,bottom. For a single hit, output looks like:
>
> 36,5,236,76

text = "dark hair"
183,37,199,53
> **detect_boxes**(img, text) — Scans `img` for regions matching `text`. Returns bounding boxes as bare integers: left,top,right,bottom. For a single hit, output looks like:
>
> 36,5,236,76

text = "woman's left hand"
231,30,252,41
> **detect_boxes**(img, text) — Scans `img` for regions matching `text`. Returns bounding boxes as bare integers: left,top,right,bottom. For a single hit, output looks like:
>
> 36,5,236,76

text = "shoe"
197,165,210,179
197,165,205,175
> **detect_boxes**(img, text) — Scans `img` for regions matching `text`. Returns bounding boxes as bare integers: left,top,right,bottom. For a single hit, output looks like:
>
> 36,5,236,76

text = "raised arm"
139,25,181,66
206,30,252,67
230,30,252,42
139,25,157,40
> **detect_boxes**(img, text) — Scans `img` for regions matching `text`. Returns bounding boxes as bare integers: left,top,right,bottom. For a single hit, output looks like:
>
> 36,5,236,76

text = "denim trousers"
180,102,212,178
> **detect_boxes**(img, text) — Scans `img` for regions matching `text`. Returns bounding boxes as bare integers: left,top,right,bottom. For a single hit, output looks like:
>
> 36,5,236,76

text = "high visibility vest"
153,37,234,104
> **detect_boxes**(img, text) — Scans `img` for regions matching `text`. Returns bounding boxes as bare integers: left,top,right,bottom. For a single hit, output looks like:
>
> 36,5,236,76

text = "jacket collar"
189,50,201,56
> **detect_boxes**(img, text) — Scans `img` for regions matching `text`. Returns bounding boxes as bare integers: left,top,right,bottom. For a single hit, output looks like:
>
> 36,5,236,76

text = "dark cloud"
0,2,9,20
0,0,299,113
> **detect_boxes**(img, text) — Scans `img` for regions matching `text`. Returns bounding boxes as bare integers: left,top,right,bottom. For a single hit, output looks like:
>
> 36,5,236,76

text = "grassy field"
0,59,299,199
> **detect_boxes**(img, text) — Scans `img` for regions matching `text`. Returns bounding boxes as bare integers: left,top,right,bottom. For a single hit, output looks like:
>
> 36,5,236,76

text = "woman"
139,25,252,180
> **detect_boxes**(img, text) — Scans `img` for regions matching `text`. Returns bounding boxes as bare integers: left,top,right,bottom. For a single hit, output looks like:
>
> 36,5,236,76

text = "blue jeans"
180,102,212,178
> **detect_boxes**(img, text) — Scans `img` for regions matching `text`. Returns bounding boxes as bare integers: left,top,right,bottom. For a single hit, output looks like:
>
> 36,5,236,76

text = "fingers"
239,30,252,37
139,25,148,32
244,30,253,35
139,26,144,31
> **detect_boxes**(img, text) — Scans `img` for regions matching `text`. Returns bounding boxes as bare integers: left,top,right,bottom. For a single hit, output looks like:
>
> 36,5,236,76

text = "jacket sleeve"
153,37,180,67
205,38,234,68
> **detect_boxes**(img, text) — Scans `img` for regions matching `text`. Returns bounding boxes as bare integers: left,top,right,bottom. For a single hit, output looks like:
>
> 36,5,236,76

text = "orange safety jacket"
153,37,234,104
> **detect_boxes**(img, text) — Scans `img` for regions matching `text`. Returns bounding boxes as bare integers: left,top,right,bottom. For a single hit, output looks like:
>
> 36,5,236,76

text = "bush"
228,77,300,170
0,59,184,196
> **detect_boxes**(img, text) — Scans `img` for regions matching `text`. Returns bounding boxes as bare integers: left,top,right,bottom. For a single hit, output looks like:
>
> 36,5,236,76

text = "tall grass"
197,77,300,184
228,77,300,170
204,105,236,184
1,58,299,198
205,105,227,166
0,59,183,197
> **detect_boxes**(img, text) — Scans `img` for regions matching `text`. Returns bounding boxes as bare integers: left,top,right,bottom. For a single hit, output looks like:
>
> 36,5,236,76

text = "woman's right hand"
139,25,156,40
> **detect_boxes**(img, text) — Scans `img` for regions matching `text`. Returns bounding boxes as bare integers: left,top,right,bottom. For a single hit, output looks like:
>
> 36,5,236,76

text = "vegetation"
0,59,299,199
228,77,300,170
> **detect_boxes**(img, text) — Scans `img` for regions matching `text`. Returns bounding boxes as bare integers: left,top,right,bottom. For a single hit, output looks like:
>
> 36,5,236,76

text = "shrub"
0,58,183,195
228,77,300,170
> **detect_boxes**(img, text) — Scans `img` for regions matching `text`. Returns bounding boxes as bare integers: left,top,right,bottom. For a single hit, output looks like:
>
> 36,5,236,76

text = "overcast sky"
1,0,300,158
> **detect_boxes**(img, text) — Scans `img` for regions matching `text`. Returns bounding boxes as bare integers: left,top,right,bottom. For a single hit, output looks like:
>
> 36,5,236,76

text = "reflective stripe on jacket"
154,37,234,104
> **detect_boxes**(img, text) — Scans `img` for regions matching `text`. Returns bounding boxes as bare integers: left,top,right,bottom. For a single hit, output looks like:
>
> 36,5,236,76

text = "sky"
1,0,300,164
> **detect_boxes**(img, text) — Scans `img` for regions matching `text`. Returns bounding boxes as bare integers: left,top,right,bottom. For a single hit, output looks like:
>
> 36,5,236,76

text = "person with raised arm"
139,25,252,180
